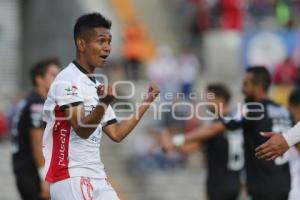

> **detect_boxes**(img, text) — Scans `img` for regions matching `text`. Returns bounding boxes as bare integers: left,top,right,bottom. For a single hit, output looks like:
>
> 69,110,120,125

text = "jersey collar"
30,90,44,102
72,61,96,84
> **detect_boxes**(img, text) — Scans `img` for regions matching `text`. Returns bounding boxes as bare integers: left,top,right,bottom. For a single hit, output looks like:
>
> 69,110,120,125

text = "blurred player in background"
255,90,300,165
223,67,292,200
42,13,159,200
167,84,244,200
172,67,292,200
286,88,300,200
11,58,60,200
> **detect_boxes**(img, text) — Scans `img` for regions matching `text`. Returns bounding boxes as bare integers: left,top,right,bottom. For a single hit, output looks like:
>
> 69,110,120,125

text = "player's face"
207,94,226,115
242,72,255,100
84,27,111,68
42,64,60,91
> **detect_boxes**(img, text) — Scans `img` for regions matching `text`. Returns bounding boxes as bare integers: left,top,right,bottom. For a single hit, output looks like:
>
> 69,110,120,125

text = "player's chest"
88,128,103,144
80,82,99,115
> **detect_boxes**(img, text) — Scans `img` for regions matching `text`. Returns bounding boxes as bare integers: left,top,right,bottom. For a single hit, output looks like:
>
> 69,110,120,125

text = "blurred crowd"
167,0,300,47
0,2,300,199
171,0,300,30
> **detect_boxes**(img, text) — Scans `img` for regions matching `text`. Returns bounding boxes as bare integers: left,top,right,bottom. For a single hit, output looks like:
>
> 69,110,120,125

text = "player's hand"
143,82,160,103
255,132,289,161
160,129,175,152
39,181,50,200
97,84,115,105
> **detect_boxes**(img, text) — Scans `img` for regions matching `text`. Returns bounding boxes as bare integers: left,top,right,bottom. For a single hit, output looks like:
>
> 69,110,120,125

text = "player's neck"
35,86,48,100
254,93,268,102
294,114,300,122
221,106,230,116
75,56,95,74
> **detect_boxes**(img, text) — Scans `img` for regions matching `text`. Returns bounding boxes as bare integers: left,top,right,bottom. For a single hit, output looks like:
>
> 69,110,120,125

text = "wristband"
172,134,185,147
38,166,45,180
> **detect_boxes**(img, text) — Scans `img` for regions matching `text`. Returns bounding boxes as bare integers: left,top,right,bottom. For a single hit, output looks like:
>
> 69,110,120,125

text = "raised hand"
143,82,160,103
97,84,115,105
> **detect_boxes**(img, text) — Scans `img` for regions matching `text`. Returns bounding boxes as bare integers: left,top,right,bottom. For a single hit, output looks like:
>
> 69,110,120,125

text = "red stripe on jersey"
45,105,70,182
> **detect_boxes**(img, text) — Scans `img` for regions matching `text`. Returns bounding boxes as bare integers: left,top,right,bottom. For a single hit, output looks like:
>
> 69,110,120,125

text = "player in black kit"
222,67,291,200
11,58,60,200
171,67,291,200
235,67,291,200
167,84,244,200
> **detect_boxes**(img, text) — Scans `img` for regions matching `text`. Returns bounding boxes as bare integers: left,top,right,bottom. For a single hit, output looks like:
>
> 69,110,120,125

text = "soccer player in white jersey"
286,88,300,200
42,13,160,200
256,100,300,160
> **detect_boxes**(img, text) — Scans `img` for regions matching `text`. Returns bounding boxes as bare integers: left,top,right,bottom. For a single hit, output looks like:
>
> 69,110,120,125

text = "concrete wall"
21,0,81,88
21,0,122,89
0,0,21,108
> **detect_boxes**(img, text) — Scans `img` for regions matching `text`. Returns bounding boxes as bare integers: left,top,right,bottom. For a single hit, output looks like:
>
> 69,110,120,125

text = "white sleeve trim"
283,122,300,147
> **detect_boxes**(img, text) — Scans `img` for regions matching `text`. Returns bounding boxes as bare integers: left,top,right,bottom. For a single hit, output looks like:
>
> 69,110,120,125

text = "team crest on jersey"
30,103,43,112
80,177,93,200
65,85,78,95
30,104,43,127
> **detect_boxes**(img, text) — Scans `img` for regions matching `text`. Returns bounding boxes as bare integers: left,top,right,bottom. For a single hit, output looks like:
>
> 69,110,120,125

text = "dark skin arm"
179,141,202,154
63,85,113,139
63,103,107,139
255,132,289,161
184,121,226,143
30,128,49,199
30,128,45,168
103,83,160,143
103,103,151,143
296,143,300,152
161,122,226,152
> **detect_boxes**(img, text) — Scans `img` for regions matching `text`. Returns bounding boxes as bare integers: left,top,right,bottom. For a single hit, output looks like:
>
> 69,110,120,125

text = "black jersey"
223,99,291,195
11,91,45,174
206,119,244,196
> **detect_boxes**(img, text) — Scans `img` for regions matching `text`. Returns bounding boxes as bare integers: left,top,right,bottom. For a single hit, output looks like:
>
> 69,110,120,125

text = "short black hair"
246,66,271,92
207,83,231,104
30,58,60,86
289,87,300,107
74,12,111,43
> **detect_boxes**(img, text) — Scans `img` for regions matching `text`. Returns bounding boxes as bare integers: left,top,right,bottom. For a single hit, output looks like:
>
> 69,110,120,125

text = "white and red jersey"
289,147,300,200
42,61,117,183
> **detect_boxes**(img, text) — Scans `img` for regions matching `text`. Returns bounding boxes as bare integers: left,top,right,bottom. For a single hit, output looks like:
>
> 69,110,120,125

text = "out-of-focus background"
0,0,300,199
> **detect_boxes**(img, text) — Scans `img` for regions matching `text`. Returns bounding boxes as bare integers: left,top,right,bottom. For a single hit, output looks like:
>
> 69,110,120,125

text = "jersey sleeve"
101,105,117,127
221,118,243,130
283,122,300,147
29,103,46,129
220,112,243,130
53,80,84,110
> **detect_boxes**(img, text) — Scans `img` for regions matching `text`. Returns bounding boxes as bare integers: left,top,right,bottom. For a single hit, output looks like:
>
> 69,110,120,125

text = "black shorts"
14,171,43,200
251,193,289,200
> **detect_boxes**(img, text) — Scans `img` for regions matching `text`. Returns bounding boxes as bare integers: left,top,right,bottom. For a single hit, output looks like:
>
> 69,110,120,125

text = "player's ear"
76,38,86,52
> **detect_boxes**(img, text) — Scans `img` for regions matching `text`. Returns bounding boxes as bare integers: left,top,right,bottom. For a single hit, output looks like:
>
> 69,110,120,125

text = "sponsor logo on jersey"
58,128,67,167
65,85,78,95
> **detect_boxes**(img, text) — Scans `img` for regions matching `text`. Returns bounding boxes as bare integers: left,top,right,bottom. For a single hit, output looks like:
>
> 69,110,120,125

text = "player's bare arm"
185,121,226,143
256,110,300,161
160,129,201,154
172,121,226,147
255,132,289,161
63,85,115,139
30,128,50,199
30,128,45,171
103,82,160,143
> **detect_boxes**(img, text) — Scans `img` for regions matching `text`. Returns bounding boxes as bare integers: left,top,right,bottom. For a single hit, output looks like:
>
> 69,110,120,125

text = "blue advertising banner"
242,30,300,71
